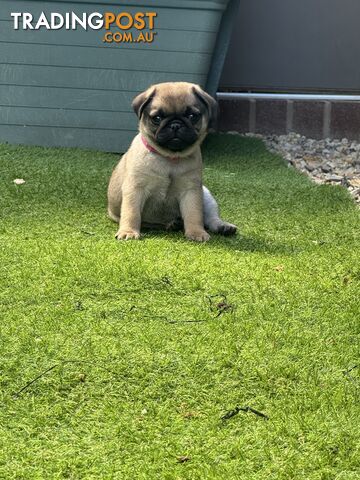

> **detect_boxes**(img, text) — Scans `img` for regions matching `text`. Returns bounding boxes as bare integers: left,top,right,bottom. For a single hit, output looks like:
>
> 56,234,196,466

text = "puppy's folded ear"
193,86,218,129
132,87,156,118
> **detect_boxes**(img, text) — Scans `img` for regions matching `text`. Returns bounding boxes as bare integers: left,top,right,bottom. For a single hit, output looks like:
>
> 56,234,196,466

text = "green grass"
0,134,359,479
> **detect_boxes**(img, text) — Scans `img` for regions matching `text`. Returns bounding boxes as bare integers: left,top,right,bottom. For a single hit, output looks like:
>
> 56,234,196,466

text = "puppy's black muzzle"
156,117,198,152
169,120,182,131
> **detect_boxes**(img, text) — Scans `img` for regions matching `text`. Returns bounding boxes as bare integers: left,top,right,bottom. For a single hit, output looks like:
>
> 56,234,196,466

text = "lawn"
0,134,359,479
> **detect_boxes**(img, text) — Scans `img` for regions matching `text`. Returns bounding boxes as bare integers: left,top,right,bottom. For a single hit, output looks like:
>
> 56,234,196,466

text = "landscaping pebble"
245,132,360,204
13,178,25,185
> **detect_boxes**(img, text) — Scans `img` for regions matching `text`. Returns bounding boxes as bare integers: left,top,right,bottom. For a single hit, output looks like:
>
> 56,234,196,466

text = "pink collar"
141,136,180,161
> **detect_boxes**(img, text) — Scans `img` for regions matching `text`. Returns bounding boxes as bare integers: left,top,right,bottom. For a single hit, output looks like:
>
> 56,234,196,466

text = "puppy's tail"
107,208,120,223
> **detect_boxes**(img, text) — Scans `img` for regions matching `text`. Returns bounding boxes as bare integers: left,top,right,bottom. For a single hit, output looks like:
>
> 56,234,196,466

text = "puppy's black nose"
169,121,182,131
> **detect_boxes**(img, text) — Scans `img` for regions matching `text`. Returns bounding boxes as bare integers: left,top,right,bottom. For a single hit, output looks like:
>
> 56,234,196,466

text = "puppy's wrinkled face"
132,82,217,153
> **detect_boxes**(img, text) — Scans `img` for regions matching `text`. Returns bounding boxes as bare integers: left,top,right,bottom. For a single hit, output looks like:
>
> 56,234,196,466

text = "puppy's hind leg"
203,186,237,236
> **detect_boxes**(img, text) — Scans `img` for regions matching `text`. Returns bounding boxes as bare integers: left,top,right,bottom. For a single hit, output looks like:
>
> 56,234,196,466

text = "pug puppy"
107,82,237,242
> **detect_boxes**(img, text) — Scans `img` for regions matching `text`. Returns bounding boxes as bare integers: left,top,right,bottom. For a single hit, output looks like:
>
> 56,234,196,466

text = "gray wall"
0,0,227,152
220,0,360,93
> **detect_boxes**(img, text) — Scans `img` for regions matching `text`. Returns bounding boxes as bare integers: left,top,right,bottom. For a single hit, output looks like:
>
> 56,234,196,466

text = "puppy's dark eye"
187,112,200,123
151,115,162,125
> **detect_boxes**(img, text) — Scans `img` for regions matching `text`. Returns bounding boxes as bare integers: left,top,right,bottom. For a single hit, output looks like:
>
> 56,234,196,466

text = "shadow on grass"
141,229,298,255
215,234,299,255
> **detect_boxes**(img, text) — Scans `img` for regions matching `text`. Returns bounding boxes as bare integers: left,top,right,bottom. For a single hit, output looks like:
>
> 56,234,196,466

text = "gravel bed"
242,132,360,204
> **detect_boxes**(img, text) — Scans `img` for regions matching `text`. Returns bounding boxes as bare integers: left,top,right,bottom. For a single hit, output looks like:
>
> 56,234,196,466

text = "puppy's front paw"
115,229,140,240
185,229,210,242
